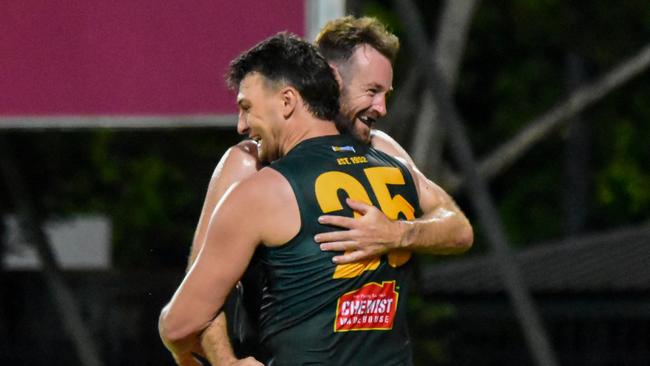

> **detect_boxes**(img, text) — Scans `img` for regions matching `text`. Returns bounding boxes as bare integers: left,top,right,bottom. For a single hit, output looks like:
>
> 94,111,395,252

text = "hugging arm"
159,173,268,364
174,141,262,365
315,130,472,263
187,141,260,270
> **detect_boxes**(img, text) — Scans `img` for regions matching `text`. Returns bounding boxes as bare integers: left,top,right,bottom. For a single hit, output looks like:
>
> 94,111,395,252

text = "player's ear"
329,63,343,91
280,86,298,119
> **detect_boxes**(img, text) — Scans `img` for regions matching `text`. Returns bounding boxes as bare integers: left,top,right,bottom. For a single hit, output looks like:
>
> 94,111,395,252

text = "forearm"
397,206,473,254
405,159,473,254
201,312,238,366
314,131,473,261
160,300,239,366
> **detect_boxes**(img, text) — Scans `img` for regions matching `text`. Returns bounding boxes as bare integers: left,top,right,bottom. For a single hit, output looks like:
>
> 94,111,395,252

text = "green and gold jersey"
260,134,422,365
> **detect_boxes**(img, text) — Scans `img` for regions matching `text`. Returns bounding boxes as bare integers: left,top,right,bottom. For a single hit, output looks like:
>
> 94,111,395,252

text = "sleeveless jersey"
259,134,422,365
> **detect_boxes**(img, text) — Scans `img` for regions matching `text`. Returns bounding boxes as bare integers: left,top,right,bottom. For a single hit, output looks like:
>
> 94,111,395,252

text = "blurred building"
421,225,650,365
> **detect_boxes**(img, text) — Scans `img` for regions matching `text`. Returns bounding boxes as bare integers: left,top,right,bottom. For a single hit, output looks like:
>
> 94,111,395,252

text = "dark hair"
315,16,399,64
227,32,340,121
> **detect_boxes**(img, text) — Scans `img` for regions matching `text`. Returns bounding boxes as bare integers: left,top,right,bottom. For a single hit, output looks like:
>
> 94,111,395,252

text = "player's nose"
372,94,387,117
237,113,249,135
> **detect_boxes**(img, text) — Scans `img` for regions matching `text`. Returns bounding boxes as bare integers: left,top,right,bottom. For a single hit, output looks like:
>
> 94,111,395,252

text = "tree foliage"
379,0,650,245
1,0,649,274
0,129,240,267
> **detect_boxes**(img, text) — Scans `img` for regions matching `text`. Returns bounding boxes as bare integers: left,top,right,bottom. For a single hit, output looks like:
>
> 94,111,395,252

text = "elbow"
159,304,195,347
457,224,474,252
447,219,473,255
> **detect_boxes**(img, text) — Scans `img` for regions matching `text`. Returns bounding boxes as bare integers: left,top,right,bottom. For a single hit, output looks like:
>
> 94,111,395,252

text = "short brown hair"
227,32,340,121
315,16,399,65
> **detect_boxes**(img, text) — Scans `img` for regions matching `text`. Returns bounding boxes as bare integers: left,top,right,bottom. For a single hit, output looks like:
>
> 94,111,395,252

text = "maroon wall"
0,0,304,117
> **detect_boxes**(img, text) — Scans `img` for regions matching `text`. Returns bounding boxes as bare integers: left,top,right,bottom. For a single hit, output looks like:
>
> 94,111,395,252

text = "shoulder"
233,139,259,156
227,166,293,209
369,129,415,165
212,140,262,180
213,166,293,229
369,130,422,190
223,166,298,246
225,140,261,168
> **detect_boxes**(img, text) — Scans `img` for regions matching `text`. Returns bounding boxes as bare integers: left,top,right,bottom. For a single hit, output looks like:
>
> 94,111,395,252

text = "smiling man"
183,17,473,365
337,43,391,142
160,32,434,365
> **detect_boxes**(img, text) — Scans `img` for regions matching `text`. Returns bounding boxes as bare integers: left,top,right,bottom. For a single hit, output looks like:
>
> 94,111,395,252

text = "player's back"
259,134,421,365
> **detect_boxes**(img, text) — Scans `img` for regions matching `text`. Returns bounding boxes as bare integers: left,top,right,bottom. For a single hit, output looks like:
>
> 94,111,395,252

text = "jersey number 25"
315,166,415,279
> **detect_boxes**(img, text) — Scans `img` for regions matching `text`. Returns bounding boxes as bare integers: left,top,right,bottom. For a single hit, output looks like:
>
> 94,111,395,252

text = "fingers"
332,250,373,264
243,356,265,366
317,200,378,231
345,198,372,214
318,240,357,252
317,215,356,229
232,356,264,366
318,240,380,264
314,227,357,243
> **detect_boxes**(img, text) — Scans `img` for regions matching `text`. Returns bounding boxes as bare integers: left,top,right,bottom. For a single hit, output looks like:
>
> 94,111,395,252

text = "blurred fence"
0,270,180,365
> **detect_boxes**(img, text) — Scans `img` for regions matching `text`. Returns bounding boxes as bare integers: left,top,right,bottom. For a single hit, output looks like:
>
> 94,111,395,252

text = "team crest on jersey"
331,145,356,153
334,281,398,332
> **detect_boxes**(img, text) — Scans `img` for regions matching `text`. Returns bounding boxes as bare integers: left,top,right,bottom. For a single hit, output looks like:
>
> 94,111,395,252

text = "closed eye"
238,101,251,113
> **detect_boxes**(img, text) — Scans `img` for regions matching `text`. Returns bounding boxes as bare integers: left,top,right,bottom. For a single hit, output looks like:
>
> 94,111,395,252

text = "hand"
226,356,265,366
314,198,403,264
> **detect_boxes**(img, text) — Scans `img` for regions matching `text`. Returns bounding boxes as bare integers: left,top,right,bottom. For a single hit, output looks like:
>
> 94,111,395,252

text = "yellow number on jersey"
364,167,414,267
314,167,415,278
315,172,380,278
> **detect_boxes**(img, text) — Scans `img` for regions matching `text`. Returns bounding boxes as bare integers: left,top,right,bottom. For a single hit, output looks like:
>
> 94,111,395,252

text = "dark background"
2,0,650,365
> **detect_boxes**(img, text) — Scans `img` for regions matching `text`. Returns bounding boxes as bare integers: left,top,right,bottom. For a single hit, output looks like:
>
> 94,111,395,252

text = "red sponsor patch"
334,281,399,332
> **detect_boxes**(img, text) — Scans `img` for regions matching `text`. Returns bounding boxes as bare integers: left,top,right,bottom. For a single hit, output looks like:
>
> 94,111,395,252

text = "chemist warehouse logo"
334,281,399,332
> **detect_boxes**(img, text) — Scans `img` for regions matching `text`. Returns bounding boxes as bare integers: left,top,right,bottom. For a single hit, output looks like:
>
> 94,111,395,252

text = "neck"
280,117,339,156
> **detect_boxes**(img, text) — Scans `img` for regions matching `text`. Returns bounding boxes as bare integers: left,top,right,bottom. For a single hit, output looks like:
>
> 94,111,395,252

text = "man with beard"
185,17,472,365
161,32,440,365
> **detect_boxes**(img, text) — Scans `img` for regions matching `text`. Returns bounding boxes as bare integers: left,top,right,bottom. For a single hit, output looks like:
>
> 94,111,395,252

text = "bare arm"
160,187,260,363
184,141,263,365
160,168,296,364
396,159,473,254
315,130,472,263
187,141,260,270
200,314,263,366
